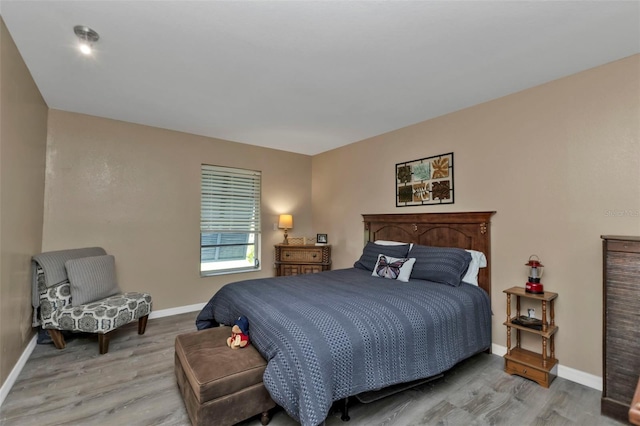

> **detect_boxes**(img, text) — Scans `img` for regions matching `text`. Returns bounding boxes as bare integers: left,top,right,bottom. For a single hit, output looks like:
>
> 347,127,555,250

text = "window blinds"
201,165,261,233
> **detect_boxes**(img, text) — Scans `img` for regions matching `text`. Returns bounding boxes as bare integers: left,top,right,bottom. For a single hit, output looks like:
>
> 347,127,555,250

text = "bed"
196,211,495,426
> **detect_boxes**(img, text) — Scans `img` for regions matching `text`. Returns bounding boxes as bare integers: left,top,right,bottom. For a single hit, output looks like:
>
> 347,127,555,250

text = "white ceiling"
2,1,639,155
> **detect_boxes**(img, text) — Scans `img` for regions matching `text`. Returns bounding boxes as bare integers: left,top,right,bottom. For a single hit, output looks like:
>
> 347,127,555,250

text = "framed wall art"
396,152,454,207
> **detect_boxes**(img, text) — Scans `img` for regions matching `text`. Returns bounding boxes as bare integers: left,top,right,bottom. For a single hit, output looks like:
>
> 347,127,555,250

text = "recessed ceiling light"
74,25,99,55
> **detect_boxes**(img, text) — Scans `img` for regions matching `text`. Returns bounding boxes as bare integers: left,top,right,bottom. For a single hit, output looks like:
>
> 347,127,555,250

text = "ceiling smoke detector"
74,25,99,55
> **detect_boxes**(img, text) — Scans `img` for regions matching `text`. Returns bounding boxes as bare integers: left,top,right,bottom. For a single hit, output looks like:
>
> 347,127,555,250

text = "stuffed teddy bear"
227,315,250,349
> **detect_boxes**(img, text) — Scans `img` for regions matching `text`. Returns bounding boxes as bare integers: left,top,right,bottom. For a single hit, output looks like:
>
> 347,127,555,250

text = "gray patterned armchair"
33,247,152,354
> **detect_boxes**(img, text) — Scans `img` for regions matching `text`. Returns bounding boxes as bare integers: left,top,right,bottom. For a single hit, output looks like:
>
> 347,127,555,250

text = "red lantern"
525,255,544,294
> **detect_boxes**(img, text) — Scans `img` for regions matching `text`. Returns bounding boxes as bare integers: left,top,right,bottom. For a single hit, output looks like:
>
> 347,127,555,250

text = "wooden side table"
503,286,558,388
275,244,331,276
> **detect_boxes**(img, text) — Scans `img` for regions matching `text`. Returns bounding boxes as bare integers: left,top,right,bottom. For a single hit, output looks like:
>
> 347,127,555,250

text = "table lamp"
278,214,293,245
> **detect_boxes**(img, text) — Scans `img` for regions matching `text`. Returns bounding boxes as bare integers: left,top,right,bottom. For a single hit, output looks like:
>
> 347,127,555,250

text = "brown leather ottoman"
175,327,276,426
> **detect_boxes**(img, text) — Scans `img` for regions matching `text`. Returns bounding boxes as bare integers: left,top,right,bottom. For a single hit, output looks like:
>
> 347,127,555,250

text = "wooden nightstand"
503,286,558,388
275,244,331,276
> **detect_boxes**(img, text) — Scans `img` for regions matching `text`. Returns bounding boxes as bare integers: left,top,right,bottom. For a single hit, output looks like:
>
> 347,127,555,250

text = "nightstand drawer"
279,264,324,276
280,265,301,276
300,265,323,274
505,359,547,383
280,248,324,263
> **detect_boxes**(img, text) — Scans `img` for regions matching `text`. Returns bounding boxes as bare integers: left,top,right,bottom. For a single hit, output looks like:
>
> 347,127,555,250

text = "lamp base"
525,282,544,294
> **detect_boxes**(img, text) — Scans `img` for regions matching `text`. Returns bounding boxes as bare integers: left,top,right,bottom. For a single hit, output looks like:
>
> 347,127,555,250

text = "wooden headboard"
362,212,496,300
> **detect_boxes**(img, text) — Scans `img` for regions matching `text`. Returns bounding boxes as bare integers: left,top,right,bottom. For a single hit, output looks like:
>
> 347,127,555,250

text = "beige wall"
43,110,313,311
0,18,48,388
312,54,640,377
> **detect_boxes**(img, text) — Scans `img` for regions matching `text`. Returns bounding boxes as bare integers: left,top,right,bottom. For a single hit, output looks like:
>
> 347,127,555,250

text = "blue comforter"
197,268,491,426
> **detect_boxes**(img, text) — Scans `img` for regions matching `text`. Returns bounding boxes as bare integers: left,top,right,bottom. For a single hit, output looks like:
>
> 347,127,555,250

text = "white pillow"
462,250,487,286
372,254,416,282
374,240,414,250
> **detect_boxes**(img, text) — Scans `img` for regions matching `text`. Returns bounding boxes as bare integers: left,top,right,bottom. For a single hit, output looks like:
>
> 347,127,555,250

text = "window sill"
200,267,261,278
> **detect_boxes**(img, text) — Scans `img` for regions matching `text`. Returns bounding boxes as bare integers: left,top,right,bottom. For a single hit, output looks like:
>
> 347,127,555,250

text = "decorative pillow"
372,255,416,282
65,255,121,306
354,242,410,271
408,245,472,287
461,250,487,286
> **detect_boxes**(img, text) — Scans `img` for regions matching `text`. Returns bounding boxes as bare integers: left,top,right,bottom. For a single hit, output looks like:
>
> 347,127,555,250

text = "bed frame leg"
341,396,350,421
260,410,271,425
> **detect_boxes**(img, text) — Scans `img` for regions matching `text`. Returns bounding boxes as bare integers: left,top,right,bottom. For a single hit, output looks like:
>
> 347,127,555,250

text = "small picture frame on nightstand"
316,234,328,245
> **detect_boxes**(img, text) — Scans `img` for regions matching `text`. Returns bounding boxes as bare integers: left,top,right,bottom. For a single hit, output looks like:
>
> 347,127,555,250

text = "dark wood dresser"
602,235,640,422
275,244,331,276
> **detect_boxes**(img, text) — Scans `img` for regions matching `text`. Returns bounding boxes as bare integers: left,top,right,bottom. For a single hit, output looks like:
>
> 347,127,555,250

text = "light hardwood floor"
0,312,624,426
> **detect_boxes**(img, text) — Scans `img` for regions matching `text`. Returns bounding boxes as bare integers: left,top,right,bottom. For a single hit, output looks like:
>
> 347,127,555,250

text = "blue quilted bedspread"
197,268,491,426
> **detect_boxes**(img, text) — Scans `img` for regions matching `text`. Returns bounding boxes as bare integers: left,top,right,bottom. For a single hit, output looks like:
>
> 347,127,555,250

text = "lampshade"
278,214,293,229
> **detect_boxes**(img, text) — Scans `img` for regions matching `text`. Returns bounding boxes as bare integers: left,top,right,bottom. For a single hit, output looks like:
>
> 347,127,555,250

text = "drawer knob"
523,368,527,374
313,254,317,258
285,253,290,257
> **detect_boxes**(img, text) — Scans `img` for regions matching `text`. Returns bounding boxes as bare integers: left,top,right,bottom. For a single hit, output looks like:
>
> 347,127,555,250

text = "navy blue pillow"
408,245,472,287
354,242,410,272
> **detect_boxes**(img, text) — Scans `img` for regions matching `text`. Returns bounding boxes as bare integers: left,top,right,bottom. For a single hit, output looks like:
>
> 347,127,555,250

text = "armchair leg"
138,314,149,335
48,329,66,350
98,333,110,354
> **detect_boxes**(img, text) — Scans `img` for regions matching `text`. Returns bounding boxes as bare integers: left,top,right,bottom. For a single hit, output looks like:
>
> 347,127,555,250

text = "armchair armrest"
38,280,71,328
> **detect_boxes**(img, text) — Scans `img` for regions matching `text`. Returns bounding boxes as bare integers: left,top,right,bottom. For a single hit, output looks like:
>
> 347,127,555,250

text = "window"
200,165,261,276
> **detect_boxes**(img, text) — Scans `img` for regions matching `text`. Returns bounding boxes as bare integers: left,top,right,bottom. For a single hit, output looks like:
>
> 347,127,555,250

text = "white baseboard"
0,334,37,408
491,343,508,357
492,344,602,391
557,364,602,391
148,302,206,319
0,302,206,408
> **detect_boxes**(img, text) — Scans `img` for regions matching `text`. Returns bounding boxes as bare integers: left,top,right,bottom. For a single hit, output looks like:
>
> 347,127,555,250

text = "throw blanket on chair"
31,247,106,326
